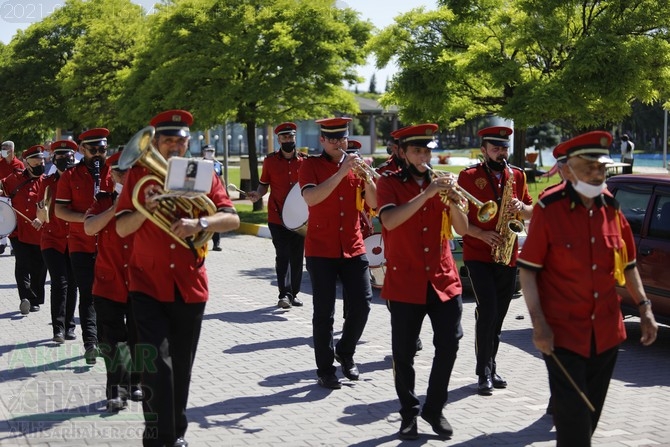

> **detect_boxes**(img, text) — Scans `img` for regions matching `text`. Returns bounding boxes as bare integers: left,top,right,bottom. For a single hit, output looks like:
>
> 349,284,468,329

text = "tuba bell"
119,126,217,250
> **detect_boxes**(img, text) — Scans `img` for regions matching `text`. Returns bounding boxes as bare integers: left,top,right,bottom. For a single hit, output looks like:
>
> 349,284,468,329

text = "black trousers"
94,296,140,400
465,260,516,377
131,290,206,447
10,237,47,306
544,344,619,447
69,251,98,348
306,255,372,377
268,222,305,297
42,248,77,335
390,285,463,420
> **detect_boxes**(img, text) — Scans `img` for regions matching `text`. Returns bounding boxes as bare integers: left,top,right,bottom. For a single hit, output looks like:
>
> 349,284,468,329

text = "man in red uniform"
38,140,78,342
0,145,46,314
247,122,306,308
457,125,533,395
376,129,406,175
518,131,658,446
116,110,240,447
377,124,468,440
84,151,142,412
299,117,375,389
0,140,25,254
55,128,114,364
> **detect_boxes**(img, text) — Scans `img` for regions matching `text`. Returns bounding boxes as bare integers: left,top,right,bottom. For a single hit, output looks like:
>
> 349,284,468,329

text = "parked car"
607,174,670,325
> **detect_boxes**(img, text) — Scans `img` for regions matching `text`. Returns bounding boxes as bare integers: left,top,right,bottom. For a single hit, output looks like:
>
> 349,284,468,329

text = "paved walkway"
0,232,669,446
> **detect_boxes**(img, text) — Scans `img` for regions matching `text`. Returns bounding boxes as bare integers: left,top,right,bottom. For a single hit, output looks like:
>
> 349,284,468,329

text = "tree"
0,0,147,148
368,73,377,94
119,0,372,210
369,0,670,166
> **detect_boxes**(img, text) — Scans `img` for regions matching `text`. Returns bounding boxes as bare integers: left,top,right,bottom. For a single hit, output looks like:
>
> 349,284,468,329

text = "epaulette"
266,151,278,158
603,192,619,209
297,151,308,158
380,170,395,177
538,188,569,209
508,164,524,172
463,163,479,171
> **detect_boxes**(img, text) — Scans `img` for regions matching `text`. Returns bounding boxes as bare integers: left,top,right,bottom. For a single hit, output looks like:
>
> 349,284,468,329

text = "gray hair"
1,141,15,150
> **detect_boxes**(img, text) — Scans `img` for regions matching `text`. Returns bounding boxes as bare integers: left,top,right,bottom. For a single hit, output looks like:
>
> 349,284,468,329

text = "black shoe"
173,437,188,447
30,305,40,312
52,333,65,344
420,411,453,438
492,373,507,389
130,385,144,402
211,245,222,251
85,345,99,365
290,295,303,307
277,295,291,309
317,374,341,389
334,352,359,381
107,397,128,413
65,329,77,340
398,416,419,440
0,244,6,254
477,375,493,396
19,299,30,315
546,395,553,415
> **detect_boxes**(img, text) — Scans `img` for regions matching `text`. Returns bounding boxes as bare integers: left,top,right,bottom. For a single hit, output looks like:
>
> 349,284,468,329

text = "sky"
0,0,434,91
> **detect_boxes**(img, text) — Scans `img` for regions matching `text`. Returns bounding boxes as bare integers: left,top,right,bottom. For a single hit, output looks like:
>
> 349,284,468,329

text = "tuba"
491,161,525,264
118,126,217,250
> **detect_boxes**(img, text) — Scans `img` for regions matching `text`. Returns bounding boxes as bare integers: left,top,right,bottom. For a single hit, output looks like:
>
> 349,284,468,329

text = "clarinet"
93,159,101,198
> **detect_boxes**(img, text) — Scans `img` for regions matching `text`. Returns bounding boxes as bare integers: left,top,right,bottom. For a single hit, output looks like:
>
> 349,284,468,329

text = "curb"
237,222,271,239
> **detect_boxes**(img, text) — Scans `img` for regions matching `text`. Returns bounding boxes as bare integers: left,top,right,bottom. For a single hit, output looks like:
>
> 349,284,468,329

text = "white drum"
370,265,385,290
282,183,308,236
0,201,17,237
364,233,385,268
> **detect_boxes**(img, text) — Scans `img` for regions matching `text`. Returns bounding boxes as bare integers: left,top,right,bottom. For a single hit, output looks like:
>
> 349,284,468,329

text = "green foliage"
370,0,670,131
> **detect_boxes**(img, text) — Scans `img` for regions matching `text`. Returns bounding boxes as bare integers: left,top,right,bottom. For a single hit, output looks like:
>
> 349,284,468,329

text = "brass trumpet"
421,163,498,223
339,149,381,183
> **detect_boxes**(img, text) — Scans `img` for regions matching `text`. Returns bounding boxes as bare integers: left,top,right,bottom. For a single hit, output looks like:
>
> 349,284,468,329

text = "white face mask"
114,183,123,194
1,150,8,158
203,151,214,160
569,165,606,198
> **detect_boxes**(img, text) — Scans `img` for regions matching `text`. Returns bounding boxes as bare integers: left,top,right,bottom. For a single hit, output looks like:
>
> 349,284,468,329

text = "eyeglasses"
86,147,107,155
326,137,348,144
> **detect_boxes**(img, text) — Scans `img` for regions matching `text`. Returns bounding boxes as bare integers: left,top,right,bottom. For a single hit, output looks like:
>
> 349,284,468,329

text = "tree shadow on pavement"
203,307,289,324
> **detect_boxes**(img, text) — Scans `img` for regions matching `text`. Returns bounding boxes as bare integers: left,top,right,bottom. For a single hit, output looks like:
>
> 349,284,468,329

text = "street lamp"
258,135,264,152
213,134,220,155
238,135,243,153
534,138,543,167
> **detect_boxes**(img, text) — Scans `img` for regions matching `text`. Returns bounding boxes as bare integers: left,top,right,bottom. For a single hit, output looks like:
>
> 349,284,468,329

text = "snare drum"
282,183,308,236
0,201,17,237
364,233,385,268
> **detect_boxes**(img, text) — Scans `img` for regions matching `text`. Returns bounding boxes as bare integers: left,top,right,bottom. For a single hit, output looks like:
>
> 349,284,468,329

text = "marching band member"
376,129,406,175
457,126,533,395
519,131,658,446
377,124,467,440
247,122,307,308
116,110,239,447
84,151,142,412
298,117,374,389
201,144,223,251
0,145,47,315
0,140,24,254
38,140,77,342
55,128,114,364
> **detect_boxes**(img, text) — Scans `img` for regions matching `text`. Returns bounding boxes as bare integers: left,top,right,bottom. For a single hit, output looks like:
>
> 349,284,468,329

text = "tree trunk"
512,127,526,168
245,121,264,212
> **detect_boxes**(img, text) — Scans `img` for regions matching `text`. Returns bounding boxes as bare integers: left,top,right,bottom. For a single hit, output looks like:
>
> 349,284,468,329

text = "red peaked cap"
23,145,45,159
106,151,122,169
316,117,352,139
274,122,297,136
150,110,193,137
478,126,513,148
347,139,362,150
552,131,613,163
51,140,77,154
78,128,109,147
393,123,439,148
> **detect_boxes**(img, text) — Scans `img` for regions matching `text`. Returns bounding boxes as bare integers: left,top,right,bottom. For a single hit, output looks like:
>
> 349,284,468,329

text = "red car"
607,174,670,325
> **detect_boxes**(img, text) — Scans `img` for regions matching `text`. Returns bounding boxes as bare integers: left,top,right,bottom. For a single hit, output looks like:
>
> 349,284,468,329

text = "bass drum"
364,233,385,267
282,183,308,236
0,200,17,237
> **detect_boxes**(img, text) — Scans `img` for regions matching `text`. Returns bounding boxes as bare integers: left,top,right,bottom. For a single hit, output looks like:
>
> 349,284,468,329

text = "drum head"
0,201,17,237
364,233,385,267
282,183,309,231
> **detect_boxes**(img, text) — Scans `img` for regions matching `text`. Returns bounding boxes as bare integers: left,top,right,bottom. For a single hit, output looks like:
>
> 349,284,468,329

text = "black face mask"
86,156,105,170
280,142,296,153
486,158,506,172
55,158,74,172
408,163,430,181
29,164,45,176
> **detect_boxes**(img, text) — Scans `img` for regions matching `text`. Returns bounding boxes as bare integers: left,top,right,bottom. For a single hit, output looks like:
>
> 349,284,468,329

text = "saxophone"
491,162,525,265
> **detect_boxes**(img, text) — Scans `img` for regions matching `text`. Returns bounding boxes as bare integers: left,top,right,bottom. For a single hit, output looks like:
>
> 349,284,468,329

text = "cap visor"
157,129,189,137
